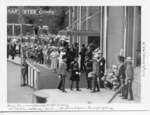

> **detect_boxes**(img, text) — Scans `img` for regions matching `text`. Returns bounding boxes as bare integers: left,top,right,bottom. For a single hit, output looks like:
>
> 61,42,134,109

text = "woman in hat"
58,47,66,67
50,47,59,72
92,54,101,92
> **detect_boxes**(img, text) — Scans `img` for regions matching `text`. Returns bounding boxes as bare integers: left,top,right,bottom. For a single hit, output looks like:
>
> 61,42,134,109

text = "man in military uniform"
21,57,28,86
98,51,105,88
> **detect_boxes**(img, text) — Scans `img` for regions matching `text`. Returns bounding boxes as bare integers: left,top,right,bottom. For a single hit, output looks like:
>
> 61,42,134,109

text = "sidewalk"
34,88,138,104
7,57,141,103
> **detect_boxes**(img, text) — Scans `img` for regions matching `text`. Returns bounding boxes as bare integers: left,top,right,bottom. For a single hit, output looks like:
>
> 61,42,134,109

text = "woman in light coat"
50,48,59,72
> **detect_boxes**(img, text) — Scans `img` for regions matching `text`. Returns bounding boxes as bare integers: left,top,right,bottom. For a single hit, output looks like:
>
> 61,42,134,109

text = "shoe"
91,90,96,93
62,90,67,93
21,84,26,87
119,95,123,97
96,90,100,92
57,87,61,90
100,86,105,88
128,98,134,101
77,89,81,91
122,97,127,99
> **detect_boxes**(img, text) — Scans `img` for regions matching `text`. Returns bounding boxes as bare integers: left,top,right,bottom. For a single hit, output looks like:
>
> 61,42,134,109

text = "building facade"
7,6,69,36
68,6,141,68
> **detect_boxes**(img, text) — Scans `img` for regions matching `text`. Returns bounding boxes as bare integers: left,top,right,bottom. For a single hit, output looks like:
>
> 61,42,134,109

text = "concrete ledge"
7,59,21,66
33,91,49,103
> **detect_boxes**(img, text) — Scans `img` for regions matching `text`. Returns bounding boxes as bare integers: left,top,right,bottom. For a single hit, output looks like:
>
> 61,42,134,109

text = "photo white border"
0,0,150,111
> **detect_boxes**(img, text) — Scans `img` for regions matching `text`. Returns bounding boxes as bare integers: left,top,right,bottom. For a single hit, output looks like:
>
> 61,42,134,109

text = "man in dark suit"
98,51,105,88
7,40,11,58
10,42,16,60
85,46,93,89
79,44,87,71
124,57,134,100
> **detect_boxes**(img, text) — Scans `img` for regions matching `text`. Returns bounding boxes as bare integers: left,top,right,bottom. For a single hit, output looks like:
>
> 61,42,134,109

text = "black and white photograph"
0,0,150,112
7,5,141,105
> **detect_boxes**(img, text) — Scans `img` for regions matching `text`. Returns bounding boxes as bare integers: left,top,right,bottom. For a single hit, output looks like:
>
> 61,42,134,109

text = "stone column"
103,6,108,61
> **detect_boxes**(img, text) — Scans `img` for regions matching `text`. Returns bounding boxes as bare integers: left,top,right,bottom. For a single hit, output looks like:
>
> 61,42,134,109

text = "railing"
26,60,40,90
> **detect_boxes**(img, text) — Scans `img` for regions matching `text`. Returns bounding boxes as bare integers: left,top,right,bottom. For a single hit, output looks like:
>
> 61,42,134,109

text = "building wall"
134,7,141,66
106,7,124,68
126,7,134,57
88,7,100,32
70,6,141,67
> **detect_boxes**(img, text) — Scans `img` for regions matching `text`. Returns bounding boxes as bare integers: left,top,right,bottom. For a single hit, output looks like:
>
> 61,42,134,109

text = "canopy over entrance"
58,30,100,37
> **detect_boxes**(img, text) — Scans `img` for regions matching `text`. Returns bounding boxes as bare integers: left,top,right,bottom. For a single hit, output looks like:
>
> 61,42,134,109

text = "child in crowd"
70,57,81,91
102,65,119,90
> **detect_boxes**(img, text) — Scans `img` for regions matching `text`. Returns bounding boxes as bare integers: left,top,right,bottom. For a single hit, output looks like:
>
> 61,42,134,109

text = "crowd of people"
7,34,134,101
7,38,21,59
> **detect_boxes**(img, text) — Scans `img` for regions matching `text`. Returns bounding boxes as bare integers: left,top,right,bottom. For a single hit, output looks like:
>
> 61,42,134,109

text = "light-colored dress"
50,51,59,70
43,48,48,64
58,51,66,67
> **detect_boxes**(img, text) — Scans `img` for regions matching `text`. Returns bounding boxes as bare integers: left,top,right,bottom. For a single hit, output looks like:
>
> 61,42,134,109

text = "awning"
58,30,100,37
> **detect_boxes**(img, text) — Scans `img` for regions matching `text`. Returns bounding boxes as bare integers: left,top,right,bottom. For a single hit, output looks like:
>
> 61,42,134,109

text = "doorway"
88,36,100,48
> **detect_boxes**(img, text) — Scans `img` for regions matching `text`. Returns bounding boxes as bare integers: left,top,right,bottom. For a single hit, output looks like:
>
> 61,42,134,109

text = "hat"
97,50,103,54
118,49,125,61
112,65,117,69
119,49,124,57
126,57,133,62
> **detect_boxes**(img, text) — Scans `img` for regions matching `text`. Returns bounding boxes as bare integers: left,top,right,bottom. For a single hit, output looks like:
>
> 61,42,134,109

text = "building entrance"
88,36,100,48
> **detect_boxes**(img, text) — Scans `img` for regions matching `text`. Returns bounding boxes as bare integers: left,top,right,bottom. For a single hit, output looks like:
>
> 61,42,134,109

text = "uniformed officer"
21,57,28,86
117,55,126,98
124,57,134,100
98,50,105,88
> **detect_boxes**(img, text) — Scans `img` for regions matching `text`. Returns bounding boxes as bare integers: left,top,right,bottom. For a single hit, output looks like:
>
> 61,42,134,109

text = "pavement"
34,88,138,104
7,56,141,103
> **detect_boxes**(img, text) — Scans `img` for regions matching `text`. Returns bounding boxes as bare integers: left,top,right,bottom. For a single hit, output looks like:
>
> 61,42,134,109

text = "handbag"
88,72,94,78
